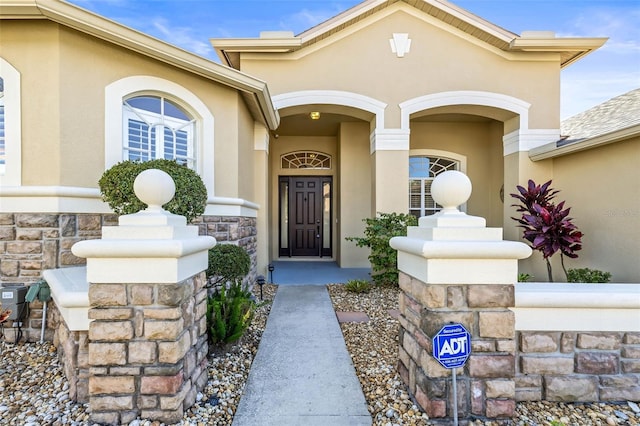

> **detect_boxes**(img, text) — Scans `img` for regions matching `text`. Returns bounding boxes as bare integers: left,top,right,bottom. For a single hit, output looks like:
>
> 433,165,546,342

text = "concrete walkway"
232,285,372,426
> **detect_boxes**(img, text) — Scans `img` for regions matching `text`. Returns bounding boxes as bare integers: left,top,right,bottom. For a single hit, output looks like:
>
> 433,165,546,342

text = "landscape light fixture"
309,111,321,120
256,275,266,301
268,263,275,284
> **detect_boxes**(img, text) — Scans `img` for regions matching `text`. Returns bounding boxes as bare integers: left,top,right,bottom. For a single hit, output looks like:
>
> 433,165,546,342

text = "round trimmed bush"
99,159,207,222
207,244,251,286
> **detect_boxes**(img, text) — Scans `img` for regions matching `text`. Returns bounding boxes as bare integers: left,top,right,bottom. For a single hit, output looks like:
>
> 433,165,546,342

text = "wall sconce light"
309,111,321,120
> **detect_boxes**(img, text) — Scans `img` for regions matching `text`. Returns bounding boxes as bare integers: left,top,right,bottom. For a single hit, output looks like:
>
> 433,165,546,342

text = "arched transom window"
281,151,331,169
123,95,195,168
409,156,459,218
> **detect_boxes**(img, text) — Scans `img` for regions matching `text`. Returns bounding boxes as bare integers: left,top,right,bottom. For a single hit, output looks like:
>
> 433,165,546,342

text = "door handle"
317,225,320,238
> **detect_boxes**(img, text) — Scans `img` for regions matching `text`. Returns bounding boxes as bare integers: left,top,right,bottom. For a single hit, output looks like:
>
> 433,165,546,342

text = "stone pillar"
72,169,216,425
390,171,531,424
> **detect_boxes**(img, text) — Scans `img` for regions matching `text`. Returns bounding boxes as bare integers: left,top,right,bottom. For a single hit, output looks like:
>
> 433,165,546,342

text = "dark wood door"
289,177,322,256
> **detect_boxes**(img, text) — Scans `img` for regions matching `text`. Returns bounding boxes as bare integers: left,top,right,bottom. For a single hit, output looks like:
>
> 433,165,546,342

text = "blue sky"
68,0,639,119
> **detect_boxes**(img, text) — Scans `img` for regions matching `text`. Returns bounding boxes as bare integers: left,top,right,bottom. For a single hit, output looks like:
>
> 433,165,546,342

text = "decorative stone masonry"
0,211,254,342
0,213,117,341
390,171,531,424
71,169,216,425
516,331,640,402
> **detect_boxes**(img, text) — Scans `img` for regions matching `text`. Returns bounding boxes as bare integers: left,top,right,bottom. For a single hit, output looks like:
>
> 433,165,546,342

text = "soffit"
211,0,606,69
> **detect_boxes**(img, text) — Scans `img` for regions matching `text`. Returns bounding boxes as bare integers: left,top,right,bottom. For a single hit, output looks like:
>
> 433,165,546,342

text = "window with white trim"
123,96,195,168
409,156,459,218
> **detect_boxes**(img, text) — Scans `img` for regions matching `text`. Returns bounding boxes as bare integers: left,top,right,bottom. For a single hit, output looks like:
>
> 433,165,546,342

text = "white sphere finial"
431,171,472,211
133,169,175,212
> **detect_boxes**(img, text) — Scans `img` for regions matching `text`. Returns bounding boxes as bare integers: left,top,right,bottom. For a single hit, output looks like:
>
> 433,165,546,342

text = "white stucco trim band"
0,186,111,213
514,282,640,331
272,90,387,130
43,267,90,331
503,129,560,156
370,129,410,153
400,90,531,131
204,197,259,218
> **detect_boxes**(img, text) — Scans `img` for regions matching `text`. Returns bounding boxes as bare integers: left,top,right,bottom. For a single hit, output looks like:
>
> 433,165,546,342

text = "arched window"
281,151,331,169
123,95,195,168
105,76,214,193
0,58,21,186
409,155,460,218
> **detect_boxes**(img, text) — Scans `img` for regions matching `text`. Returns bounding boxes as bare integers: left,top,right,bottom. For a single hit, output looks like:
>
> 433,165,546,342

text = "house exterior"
1,0,638,286
0,0,278,291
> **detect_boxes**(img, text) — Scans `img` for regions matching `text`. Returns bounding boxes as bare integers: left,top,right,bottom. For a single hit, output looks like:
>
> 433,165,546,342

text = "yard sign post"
432,323,471,426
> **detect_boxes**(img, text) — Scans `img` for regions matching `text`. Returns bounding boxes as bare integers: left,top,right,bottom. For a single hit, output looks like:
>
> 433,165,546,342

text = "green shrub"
346,212,417,286
206,283,255,345
206,244,251,287
518,273,534,282
566,268,611,283
344,279,371,293
99,159,207,222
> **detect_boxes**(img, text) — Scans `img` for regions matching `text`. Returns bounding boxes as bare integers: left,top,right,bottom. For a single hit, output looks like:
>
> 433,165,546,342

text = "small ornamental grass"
344,279,372,294
518,273,534,282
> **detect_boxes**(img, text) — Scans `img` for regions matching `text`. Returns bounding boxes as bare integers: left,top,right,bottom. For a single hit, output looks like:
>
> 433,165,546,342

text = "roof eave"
210,37,302,68
509,37,608,67
529,124,640,161
1,0,279,129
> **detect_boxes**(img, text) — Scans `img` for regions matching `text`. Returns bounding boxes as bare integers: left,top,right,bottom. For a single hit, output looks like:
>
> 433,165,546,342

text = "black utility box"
1,283,28,321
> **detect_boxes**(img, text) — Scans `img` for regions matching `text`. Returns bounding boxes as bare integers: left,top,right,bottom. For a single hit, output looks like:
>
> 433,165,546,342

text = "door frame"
278,175,333,258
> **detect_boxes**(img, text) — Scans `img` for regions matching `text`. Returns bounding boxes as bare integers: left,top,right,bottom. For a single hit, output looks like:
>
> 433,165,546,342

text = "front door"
279,176,332,257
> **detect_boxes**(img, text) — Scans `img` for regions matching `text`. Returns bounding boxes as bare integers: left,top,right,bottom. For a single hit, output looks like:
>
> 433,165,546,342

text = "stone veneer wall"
52,305,90,403
398,270,640,422
87,272,208,424
516,331,640,402
0,213,257,342
397,272,517,422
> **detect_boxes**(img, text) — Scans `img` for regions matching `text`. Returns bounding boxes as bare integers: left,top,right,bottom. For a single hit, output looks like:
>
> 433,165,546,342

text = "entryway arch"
399,90,531,131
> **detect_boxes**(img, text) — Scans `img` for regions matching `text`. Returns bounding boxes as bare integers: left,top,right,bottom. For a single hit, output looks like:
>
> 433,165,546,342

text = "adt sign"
432,323,471,369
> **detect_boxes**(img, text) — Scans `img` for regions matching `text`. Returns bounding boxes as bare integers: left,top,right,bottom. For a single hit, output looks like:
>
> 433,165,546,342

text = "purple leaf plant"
511,179,583,282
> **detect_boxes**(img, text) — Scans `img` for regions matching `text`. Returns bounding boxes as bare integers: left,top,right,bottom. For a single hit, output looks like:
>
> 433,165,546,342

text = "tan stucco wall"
236,98,255,200
410,120,504,226
338,122,371,268
1,21,252,200
240,5,560,129
0,21,62,185
550,138,640,282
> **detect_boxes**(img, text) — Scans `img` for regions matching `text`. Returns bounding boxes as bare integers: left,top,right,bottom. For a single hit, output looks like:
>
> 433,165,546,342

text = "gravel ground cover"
327,283,639,426
0,282,637,426
0,284,277,426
